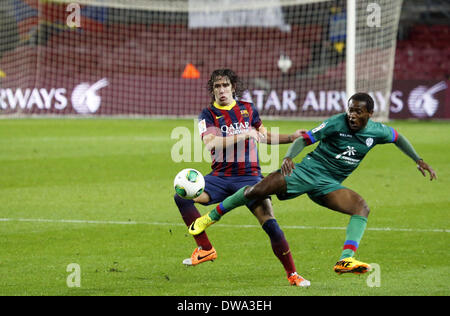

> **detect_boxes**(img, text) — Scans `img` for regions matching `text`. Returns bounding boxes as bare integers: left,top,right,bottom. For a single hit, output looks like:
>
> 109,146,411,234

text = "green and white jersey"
301,113,399,180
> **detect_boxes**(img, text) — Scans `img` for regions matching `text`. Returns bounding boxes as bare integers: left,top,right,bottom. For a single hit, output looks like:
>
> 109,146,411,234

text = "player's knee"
357,200,370,217
250,197,274,225
245,184,265,200
253,212,274,226
363,204,370,217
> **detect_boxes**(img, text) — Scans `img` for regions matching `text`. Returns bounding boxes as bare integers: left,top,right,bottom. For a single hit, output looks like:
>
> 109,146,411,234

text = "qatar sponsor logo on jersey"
221,121,250,135
407,81,447,118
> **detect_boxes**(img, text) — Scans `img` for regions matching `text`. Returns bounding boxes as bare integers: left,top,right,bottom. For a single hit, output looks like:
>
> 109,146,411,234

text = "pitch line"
0,218,448,233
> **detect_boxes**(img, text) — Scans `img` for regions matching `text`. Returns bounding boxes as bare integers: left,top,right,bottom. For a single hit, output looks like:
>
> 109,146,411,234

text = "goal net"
0,0,402,120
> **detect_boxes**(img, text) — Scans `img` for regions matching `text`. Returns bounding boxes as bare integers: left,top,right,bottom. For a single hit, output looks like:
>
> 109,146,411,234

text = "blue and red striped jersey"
198,100,262,177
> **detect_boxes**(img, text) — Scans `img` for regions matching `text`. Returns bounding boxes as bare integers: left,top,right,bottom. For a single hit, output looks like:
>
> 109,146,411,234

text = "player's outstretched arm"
395,133,437,181
257,125,307,144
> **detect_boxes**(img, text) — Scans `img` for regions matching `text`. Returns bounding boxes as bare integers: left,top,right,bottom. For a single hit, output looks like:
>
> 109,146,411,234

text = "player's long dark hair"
207,69,245,102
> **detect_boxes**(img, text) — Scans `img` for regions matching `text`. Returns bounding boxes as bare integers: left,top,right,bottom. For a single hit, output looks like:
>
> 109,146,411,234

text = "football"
174,168,205,199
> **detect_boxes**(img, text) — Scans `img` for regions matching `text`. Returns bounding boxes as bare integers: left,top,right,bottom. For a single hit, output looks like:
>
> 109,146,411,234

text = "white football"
174,168,205,199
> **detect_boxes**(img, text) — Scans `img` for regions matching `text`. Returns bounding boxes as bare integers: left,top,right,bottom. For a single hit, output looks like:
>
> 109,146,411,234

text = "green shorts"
276,157,346,200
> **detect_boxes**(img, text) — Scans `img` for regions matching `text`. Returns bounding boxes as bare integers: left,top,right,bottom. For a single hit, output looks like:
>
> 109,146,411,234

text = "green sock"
208,186,251,221
340,215,368,260
208,209,221,221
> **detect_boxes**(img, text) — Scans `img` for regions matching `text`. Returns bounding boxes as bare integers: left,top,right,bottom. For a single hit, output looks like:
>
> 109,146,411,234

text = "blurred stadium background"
0,0,448,120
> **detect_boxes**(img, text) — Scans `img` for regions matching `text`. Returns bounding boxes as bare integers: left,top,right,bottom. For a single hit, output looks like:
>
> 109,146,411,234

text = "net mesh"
0,0,402,120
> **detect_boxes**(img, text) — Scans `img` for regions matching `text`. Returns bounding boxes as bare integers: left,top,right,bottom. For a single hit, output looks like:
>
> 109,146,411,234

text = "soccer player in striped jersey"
189,92,437,275
174,69,310,287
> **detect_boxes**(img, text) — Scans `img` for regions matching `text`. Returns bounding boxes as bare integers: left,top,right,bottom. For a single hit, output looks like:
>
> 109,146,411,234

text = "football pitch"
0,118,448,296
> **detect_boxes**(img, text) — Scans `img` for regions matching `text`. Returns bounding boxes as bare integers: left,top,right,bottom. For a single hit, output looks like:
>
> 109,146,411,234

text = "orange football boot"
182,246,217,266
287,272,311,287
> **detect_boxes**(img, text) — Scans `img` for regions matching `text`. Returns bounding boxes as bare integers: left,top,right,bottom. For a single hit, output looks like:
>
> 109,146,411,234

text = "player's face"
347,99,373,132
213,76,235,106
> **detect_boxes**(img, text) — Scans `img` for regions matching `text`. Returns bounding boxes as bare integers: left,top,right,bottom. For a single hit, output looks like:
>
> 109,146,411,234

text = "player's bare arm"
202,129,261,151
257,125,307,144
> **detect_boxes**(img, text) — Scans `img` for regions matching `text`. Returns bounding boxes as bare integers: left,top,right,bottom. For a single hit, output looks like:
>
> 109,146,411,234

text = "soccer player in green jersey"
189,92,437,276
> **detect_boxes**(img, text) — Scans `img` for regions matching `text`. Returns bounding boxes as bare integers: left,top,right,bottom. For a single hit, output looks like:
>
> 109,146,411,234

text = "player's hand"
281,157,295,176
417,159,437,181
291,129,308,141
258,131,266,141
247,129,261,143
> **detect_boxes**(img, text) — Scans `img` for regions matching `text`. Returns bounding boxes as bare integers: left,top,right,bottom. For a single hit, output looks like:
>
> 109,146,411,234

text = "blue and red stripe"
244,101,262,130
302,131,316,145
221,109,235,177
232,105,247,176
241,102,260,176
207,107,222,176
343,240,359,252
390,127,399,143
216,202,227,216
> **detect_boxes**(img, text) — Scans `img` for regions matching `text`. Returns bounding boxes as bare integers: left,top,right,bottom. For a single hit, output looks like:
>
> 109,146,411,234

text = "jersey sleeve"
301,116,338,145
198,108,220,139
376,123,399,144
250,103,262,129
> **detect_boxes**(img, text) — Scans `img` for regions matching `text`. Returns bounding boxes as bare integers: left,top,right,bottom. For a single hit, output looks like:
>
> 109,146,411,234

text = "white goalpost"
346,0,356,101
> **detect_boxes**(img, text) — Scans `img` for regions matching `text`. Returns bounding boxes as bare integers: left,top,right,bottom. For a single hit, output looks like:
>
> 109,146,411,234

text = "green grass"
0,118,449,296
